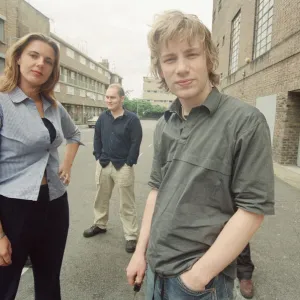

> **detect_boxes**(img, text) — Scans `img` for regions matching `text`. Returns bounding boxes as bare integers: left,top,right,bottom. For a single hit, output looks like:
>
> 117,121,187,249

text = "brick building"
212,0,300,166
143,76,175,108
0,0,122,124
0,0,49,69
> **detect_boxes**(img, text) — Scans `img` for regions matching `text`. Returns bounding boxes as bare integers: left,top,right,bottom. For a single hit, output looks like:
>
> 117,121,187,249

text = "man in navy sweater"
83,84,142,253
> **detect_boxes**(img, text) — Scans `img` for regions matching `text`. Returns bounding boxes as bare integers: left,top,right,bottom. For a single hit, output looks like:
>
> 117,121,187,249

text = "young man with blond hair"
126,10,274,299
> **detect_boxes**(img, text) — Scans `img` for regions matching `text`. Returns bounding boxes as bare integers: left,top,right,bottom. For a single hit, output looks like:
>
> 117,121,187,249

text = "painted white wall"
256,95,277,145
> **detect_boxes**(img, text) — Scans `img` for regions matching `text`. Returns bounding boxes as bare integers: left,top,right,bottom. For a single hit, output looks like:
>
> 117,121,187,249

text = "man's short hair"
147,10,220,91
108,83,125,97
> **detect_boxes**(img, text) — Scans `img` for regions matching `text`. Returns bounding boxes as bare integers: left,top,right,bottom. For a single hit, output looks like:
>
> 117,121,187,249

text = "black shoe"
83,225,107,238
125,240,137,253
24,257,32,268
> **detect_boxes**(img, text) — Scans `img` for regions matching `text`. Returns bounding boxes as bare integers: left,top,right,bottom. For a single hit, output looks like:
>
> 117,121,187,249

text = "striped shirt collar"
8,86,52,111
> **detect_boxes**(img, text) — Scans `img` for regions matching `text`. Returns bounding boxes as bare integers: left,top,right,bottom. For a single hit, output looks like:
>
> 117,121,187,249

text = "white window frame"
254,0,274,59
229,11,241,74
87,92,96,100
79,89,86,97
90,62,96,70
66,48,75,58
0,15,6,42
79,55,86,65
67,86,75,95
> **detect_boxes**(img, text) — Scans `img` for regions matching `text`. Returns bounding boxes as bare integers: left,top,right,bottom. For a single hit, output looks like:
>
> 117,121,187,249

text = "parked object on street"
87,116,99,128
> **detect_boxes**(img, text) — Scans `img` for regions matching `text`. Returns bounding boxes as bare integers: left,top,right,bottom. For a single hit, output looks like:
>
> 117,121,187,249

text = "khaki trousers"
93,162,138,240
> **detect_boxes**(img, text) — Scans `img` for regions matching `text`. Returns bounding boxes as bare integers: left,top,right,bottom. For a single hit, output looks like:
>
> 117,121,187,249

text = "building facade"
143,76,175,108
212,0,300,166
0,0,50,70
0,0,122,124
51,33,122,124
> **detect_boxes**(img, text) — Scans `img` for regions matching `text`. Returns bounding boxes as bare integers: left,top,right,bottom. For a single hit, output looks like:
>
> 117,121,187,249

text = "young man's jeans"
146,266,234,300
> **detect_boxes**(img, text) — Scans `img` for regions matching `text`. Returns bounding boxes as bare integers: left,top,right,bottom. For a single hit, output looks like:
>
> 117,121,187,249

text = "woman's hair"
0,33,60,106
147,10,220,91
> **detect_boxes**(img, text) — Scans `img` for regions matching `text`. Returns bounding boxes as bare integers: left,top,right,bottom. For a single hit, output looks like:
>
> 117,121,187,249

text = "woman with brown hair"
0,33,82,299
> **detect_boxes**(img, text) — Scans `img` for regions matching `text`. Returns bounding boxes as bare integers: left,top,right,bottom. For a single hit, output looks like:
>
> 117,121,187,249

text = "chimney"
101,59,109,70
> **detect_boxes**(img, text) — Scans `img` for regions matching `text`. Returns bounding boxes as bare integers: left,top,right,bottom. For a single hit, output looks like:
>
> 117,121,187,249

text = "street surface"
16,120,300,300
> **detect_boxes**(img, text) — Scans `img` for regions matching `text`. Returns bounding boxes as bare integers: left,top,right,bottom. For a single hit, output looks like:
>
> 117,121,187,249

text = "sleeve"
59,103,84,145
93,117,102,161
231,116,275,215
126,117,143,166
148,120,163,190
0,104,3,147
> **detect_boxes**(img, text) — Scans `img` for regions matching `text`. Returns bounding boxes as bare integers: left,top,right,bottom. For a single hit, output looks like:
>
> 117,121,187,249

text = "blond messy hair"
0,33,60,107
147,10,219,91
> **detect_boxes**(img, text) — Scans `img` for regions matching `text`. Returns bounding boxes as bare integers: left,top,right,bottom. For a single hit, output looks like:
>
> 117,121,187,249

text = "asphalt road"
16,120,300,300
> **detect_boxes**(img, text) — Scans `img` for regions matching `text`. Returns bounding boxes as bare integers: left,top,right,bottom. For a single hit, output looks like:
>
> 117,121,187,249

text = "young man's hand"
126,251,147,286
180,266,211,292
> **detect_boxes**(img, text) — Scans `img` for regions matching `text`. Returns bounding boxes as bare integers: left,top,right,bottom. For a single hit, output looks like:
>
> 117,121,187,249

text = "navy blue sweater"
93,110,143,169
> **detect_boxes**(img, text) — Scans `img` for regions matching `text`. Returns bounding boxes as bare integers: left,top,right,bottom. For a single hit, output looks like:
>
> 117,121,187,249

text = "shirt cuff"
66,138,85,146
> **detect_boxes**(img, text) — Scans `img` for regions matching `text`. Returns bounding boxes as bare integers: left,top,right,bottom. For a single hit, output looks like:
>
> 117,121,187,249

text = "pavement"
15,120,300,300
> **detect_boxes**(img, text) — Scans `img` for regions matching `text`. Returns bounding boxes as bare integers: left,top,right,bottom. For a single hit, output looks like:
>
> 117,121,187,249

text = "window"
66,48,75,58
98,94,104,101
70,71,75,79
0,18,5,42
98,67,103,74
229,11,241,75
222,36,225,46
54,83,60,92
67,86,74,95
79,89,86,97
60,67,66,82
254,0,274,59
79,55,86,65
0,57,4,74
114,77,119,83
90,62,95,70
87,92,96,100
